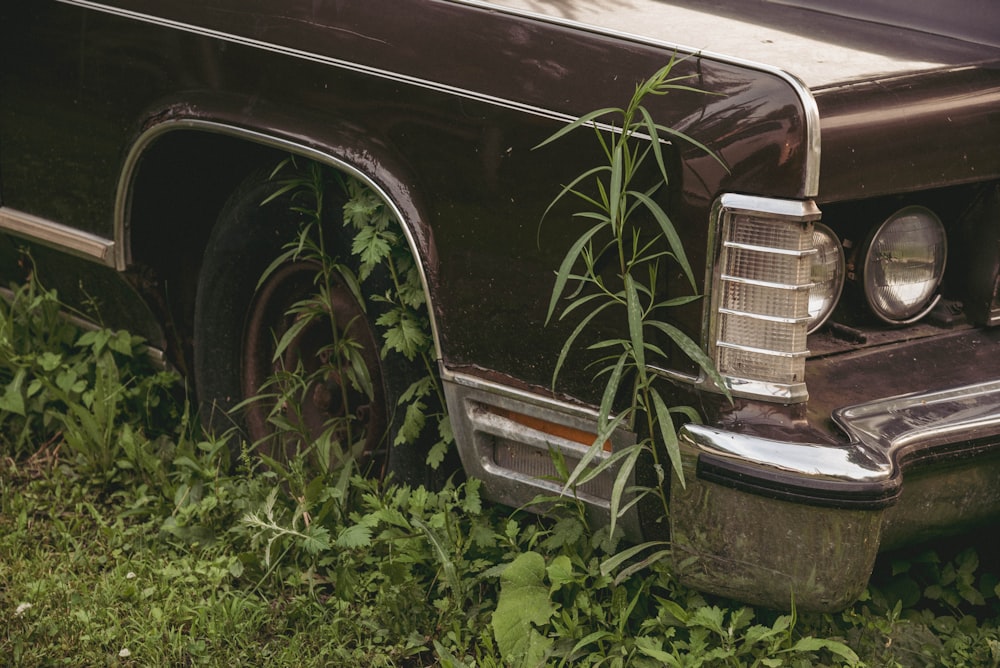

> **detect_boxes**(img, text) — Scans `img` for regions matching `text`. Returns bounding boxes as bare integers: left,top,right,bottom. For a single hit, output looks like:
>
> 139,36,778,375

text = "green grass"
4,283,1000,667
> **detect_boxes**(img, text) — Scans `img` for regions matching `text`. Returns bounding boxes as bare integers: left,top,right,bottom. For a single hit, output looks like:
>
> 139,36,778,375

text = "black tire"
194,170,432,484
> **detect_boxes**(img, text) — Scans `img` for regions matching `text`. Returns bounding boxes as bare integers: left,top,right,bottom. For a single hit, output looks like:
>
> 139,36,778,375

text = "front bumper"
671,381,1000,611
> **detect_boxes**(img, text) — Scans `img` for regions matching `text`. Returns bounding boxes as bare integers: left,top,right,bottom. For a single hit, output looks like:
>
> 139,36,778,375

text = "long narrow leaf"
539,165,611,225
629,190,696,290
608,442,642,539
650,387,684,488
656,122,729,171
608,143,624,232
551,300,615,388
561,412,628,493
599,540,669,577
532,107,621,150
624,275,647,383
648,320,731,400
546,222,606,324
598,351,628,426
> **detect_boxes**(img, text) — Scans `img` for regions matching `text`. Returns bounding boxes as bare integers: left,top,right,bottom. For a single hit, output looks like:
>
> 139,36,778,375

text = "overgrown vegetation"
3,231,1000,668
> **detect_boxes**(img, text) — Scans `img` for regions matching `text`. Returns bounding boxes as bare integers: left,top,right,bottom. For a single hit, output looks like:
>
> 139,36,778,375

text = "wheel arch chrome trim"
117,118,443,359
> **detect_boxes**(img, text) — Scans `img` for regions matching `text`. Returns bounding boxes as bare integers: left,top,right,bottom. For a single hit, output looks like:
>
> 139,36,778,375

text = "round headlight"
807,223,844,333
862,206,946,324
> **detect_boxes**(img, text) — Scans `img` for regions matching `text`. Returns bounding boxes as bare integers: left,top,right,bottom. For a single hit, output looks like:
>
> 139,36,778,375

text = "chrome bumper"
671,380,1000,611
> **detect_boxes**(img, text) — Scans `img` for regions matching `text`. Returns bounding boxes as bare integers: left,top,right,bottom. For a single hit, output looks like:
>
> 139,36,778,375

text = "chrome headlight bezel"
860,205,947,325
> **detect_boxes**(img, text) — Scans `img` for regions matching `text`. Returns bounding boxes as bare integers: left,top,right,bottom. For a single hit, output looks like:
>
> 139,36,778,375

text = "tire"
193,170,432,484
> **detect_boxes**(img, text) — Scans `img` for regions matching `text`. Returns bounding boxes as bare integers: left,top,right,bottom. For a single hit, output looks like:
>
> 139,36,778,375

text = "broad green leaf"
394,399,426,446
492,552,555,665
635,636,681,666
0,368,26,416
335,523,370,549
546,554,574,590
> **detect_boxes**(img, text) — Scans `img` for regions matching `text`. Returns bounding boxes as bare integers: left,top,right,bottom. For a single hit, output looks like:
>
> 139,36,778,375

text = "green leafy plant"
0,273,184,479
246,159,452,479
536,59,728,541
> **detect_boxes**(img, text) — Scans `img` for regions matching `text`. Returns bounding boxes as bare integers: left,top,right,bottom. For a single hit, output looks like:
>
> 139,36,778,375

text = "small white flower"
125,572,136,580
14,603,32,617
119,648,131,658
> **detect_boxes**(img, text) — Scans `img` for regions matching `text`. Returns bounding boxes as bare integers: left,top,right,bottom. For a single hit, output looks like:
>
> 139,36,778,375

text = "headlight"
862,206,946,324
807,223,844,333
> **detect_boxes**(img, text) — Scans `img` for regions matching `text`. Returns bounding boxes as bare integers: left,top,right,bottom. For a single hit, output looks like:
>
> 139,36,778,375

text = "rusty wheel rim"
242,261,388,474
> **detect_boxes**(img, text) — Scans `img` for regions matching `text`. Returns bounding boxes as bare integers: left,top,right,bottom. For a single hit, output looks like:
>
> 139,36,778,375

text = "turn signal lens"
862,206,946,324
807,223,844,333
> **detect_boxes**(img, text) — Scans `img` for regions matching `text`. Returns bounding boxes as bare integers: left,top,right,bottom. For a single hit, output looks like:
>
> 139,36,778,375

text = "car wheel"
194,169,430,483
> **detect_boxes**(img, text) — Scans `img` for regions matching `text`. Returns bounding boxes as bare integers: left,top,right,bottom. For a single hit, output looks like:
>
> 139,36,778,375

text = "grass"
4,285,1000,667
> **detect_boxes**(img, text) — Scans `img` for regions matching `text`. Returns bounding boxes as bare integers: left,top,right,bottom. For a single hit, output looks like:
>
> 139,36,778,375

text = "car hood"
477,0,1000,89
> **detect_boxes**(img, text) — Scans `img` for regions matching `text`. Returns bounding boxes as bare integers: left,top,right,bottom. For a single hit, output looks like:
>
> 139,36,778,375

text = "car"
2,0,999,611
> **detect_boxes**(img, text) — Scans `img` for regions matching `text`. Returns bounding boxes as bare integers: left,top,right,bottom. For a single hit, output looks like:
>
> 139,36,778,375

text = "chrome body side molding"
0,207,117,268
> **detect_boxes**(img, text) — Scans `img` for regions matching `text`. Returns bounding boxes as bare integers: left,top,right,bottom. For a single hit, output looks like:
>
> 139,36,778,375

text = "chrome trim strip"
717,308,811,325
456,0,822,197
714,193,823,221
715,341,810,358
722,241,817,257
56,0,618,137
117,118,444,359
59,0,821,197
0,207,117,268
439,366,619,426
684,380,1000,494
721,275,812,291
834,380,1000,452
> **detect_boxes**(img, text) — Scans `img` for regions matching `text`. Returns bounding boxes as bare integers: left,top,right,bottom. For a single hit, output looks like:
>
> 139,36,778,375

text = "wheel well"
126,125,439,380
127,130,286,374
